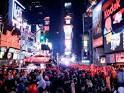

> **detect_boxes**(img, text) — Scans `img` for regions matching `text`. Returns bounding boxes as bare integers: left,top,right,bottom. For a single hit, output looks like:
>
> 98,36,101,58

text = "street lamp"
0,15,4,34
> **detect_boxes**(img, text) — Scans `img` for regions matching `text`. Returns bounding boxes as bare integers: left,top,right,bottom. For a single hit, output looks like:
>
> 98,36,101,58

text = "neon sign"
0,30,20,49
115,52,124,62
104,0,120,19
8,0,25,29
93,37,103,48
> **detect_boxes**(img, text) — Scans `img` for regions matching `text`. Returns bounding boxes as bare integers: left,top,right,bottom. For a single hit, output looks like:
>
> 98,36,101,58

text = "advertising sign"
92,1,102,38
93,37,103,48
106,52,124,63
8,0,25,29
103,0,124,53
115,52,124,62
104,32,124,53
100,57,106,63
0,30,20,49
106,54,116,63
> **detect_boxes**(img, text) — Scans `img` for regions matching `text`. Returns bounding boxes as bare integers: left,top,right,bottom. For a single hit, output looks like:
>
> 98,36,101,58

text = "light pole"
82,13,85,61
56,53,59,67
0,16,4,34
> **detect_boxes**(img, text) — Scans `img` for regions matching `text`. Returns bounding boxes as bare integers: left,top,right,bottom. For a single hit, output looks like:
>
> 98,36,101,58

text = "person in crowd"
37,71,46,93
117,68,124,87
56,87,65,93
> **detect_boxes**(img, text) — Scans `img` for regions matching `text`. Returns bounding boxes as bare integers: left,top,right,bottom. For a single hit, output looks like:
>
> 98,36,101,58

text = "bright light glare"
71,56,75,62
65,40,71,50
27,64,37,70
19,60,23,64
23,22,27,28
61,57,70,66
65,51,71,55
0,52,4,59
64,61,70,66
82,60,90,63
48,42,52,49
63,25,72,34
61,57,65,62
40,64,45,69
17,17,22,22
91,1,96,6
64,2,72,8
95,1,102,11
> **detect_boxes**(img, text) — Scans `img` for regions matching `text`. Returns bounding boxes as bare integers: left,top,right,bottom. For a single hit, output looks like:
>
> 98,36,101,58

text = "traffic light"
40,33,45,42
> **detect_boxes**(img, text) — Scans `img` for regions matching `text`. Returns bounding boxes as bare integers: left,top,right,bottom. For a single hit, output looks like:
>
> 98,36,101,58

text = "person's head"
9,91,16,93
56,88,65,93
42,91,48,93
105,17,112,32
118,87,124,93
44,75,49,81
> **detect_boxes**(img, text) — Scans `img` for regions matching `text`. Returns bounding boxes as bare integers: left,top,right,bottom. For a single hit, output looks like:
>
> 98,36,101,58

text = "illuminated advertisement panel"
104,32,124,53
92,1,102,38
102,0,124,53
106,52,124,63
8,0,25,29
115,52,124,63
0,30,20,49
106,54,116,63
93,37,103,48
64,24,72,55
65,39,72,50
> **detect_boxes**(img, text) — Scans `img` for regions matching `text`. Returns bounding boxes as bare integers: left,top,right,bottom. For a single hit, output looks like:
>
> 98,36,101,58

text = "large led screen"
103,0,124,53
106,54,116,64
8,0,25,29
92,1,102,38
104,32,124,53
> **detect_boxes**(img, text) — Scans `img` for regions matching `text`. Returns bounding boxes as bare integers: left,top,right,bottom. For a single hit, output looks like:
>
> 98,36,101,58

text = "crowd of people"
0,64,124,93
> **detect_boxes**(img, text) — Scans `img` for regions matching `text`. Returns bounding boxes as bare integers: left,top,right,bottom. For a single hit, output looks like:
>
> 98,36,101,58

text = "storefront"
0,30,21,65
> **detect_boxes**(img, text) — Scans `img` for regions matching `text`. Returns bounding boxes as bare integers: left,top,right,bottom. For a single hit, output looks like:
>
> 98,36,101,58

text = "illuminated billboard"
0,30,20,49
103,0,124,35
92,1,103,48
102,0,124,53
104,32,124,53
8,0,25,29
93,37,103,48
92,1,102,38
63,15,73,55
106,52,124,63
106,54,116,64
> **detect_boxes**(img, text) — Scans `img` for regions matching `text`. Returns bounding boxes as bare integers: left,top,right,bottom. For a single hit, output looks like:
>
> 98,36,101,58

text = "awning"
24,56,51,64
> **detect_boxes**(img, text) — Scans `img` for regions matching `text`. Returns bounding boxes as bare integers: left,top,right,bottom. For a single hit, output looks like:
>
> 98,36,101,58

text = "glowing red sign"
93,37,103,48
44,26,49,31
0,30,20,49
24,56,50,63
115,52,124,62
104,0,120,19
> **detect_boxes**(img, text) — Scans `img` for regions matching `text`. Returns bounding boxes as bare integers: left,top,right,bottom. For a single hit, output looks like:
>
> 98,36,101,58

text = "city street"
0,0,124,93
